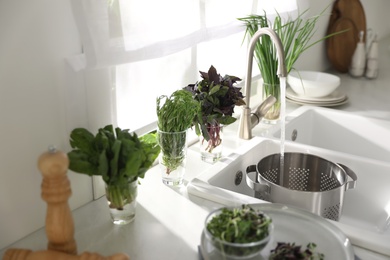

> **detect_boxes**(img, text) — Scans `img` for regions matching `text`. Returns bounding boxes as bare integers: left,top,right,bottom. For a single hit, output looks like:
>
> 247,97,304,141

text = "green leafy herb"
67,125,160,208
156,90,200,174
238,8,343,117
206,205,271,256
157,89,200,132
183,65,245,152
238,9,340,84
269,242,324,260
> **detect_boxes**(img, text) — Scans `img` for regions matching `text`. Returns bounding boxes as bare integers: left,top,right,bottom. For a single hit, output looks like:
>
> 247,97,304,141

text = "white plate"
200,203,355,260
286,96,349,107
286,87,347,103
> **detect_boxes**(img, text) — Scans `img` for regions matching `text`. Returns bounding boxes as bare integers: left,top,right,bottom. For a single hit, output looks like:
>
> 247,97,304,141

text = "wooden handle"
38,148,77,255
4,249,130,260
3,148,130,260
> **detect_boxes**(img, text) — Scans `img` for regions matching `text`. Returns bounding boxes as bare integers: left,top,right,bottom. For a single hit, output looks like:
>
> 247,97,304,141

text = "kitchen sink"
188,107,390,256
266,106,390,162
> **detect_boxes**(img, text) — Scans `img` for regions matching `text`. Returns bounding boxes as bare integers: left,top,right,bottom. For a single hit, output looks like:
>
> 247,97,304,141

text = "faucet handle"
251,95,277,126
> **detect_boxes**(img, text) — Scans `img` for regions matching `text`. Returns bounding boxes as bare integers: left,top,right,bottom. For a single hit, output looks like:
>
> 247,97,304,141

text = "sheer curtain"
69,0,298,133
69,0,297,198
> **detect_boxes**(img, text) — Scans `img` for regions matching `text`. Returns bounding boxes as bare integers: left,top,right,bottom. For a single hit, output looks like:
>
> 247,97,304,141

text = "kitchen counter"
1,37,390,260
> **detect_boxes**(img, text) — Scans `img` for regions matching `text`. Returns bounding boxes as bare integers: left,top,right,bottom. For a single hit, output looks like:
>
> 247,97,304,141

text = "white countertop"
1,37,390,260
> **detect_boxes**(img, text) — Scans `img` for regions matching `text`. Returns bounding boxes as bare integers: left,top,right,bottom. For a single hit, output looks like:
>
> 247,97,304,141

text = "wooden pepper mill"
3,148,129,260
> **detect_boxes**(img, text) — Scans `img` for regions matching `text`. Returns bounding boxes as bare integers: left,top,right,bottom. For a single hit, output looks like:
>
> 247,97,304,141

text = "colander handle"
245,165,270,194
338,163,358,190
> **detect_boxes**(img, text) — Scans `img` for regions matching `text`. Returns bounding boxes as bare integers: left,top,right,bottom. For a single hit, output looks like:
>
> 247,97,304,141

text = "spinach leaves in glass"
67,125,160,210
67,125,160,185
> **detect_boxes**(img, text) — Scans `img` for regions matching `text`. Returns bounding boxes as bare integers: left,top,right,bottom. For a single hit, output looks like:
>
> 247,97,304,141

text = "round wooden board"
327,17,359,73
326,0,366,73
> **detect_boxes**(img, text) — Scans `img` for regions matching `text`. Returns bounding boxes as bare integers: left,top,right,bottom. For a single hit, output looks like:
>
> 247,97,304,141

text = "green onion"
238,8,342,85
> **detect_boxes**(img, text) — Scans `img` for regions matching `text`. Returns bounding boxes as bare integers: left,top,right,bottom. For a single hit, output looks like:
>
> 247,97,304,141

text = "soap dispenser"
365,34,379,79
349,31,366,77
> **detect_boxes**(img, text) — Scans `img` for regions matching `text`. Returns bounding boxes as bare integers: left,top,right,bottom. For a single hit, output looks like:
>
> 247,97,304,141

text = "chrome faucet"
238,28,287,140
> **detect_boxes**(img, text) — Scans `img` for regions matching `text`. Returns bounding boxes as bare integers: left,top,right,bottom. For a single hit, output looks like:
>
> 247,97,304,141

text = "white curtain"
68,0,297,71
68,0,298,132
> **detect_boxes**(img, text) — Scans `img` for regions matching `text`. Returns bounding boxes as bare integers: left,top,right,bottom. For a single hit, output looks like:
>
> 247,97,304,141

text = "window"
68,0,298,199
69,0,298,134
115,48,196,132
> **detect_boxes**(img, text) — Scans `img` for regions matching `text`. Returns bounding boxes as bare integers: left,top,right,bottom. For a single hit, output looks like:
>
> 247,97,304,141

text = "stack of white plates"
286,87,348,107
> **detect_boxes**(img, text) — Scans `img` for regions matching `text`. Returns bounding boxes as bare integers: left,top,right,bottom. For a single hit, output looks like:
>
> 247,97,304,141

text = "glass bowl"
204,206,273,259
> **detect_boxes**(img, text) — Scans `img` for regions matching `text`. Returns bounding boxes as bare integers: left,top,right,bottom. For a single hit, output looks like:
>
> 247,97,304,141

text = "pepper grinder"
349,31,366,77
3,148,130,260
365,34,379,79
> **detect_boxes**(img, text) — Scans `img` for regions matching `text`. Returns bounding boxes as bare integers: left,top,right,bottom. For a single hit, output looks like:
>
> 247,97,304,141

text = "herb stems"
105,181,136,210
158,130,187,174
201,123,222,153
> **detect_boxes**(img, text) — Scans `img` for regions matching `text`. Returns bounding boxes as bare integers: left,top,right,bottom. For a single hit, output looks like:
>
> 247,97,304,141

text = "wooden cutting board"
326,0,366,73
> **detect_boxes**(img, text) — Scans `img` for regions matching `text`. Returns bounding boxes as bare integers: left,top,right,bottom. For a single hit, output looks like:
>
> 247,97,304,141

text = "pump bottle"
349,31,366,77
365,34,379,79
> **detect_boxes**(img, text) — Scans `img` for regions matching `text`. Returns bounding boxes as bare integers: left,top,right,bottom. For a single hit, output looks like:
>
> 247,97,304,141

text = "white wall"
1,0,389,251
360,0,390,40
0,0,93,250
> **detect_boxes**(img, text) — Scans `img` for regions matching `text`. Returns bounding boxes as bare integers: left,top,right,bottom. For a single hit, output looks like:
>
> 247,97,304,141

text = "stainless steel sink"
188,107,390,256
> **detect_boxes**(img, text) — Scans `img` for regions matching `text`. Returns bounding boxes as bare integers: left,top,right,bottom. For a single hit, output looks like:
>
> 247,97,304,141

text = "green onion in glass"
238,8,342,120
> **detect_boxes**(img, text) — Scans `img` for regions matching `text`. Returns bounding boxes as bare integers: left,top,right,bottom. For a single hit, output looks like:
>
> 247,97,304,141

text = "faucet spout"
238,28,287,140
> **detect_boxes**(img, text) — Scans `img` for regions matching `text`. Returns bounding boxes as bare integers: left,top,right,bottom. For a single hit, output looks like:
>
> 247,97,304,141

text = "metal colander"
246,153,357,221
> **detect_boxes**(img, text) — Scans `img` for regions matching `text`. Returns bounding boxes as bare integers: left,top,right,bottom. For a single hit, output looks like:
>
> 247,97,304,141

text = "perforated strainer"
246,153,357,221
